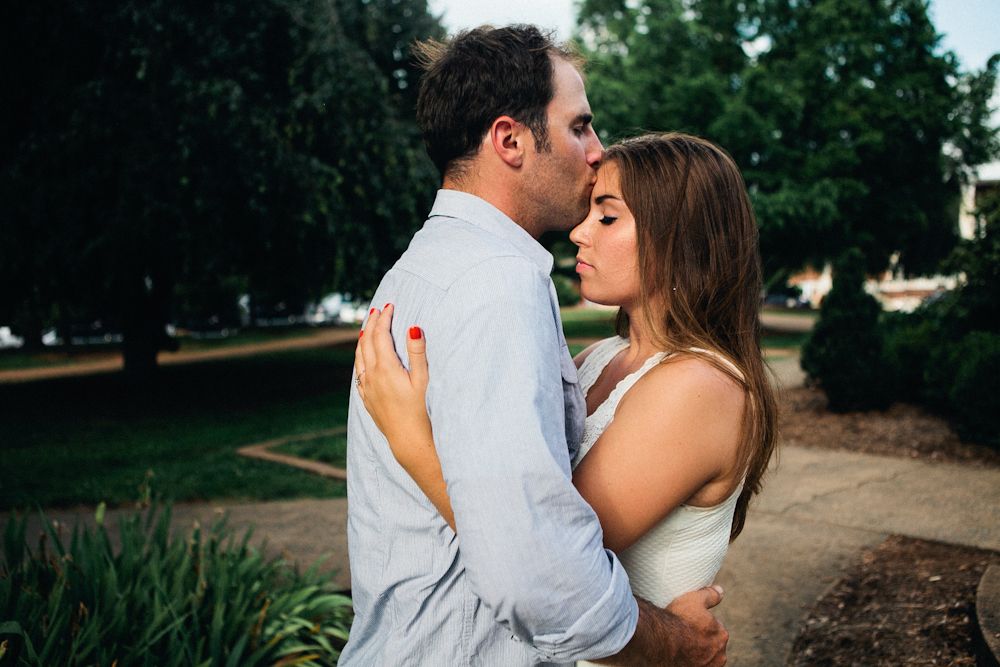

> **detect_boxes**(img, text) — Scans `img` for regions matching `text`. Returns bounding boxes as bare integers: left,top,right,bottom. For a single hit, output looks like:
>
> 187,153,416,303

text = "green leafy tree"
576,0,999,278
1,0,442,377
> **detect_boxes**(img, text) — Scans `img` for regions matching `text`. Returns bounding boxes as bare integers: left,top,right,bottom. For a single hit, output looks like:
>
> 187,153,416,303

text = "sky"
427,0,999,72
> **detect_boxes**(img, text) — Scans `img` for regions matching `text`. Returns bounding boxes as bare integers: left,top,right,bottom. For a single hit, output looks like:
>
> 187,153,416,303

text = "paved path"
0,328,360,384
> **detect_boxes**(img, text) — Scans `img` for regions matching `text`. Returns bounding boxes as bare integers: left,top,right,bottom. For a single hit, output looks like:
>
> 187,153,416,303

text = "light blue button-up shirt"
341,190,638,666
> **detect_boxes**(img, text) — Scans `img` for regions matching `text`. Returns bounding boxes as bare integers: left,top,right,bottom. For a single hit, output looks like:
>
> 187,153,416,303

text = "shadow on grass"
0,346,356,511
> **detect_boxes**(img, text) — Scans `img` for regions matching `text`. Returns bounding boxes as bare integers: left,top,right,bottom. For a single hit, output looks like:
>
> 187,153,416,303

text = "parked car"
0,326,24,349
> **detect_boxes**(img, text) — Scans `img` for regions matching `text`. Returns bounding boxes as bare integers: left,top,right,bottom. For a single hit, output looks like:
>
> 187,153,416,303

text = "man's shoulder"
396,218,548,293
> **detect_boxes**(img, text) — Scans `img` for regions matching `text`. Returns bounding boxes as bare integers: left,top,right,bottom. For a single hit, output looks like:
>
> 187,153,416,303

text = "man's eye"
573,126,584,135
599,215,617,225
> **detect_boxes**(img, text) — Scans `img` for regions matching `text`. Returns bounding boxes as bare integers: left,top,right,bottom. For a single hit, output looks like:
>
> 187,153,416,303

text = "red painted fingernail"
408,326,422,340
384,303,393,309
369,307,375,315
359,330,364,338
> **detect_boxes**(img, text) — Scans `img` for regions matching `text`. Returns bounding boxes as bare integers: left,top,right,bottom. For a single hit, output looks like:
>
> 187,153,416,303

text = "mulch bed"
779,385,1000,468
788,535,1000,666
781,387,1000,665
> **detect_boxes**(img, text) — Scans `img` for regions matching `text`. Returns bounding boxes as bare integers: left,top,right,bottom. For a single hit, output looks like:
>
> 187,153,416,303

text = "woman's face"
569,161,641,308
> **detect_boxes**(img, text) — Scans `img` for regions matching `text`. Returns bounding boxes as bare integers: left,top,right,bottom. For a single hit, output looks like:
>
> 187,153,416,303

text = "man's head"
415,25,575,177
414,25,603,234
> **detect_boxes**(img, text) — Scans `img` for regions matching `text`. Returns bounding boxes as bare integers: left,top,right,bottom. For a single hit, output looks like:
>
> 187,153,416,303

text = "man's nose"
586,128,604,168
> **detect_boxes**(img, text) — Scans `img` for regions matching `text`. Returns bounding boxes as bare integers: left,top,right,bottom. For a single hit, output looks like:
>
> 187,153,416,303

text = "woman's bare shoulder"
644,353,744,408
617,354,746,455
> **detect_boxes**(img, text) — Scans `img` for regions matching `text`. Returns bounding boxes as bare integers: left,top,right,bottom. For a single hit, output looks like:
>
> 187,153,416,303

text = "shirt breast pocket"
560,346,585,460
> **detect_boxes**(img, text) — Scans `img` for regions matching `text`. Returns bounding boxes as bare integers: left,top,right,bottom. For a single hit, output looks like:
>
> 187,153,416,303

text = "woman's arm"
571,356,745,553
355,305,455,529
357,310,744,548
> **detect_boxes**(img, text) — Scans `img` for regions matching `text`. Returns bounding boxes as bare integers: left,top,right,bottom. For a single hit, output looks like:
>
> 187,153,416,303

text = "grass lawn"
273,432,348,468
0,347,353,511
561,307,618,340
762,306,820,319
2,309,809,511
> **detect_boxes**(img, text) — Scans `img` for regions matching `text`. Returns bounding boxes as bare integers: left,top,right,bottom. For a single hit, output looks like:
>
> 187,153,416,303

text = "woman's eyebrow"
595,194,622,204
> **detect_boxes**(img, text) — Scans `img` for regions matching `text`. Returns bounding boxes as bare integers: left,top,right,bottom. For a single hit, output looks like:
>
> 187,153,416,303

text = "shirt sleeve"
426,255,638,663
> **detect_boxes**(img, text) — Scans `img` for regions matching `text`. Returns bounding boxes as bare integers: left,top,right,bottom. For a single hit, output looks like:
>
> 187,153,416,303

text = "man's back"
341,191,636,665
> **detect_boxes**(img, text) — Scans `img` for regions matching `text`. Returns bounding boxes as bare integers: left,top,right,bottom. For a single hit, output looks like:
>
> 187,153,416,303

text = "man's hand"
666,585,728,666
596,586,728,666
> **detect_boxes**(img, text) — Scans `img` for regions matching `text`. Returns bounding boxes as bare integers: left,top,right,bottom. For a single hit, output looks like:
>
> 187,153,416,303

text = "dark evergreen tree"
801,248,891,411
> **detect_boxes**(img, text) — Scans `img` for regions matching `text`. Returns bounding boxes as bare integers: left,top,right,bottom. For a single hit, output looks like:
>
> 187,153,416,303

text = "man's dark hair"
413,25,582,178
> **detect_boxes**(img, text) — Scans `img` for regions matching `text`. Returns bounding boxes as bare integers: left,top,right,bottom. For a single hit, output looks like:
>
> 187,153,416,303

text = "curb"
977,564,1000,667
237,428,349,480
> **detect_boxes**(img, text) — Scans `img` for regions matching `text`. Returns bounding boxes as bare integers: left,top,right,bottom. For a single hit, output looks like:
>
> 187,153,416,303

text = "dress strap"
576,336,629,395
684,347,745,382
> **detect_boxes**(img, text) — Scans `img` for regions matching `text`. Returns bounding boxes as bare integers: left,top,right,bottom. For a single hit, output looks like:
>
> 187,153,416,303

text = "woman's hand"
355,305,455,529
355,304,431,450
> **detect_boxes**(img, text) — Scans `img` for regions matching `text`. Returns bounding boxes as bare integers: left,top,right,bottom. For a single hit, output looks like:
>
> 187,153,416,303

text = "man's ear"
488,116,527,168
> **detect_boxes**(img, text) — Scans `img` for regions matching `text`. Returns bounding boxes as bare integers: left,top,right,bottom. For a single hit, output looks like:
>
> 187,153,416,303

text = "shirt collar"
428,189,554,275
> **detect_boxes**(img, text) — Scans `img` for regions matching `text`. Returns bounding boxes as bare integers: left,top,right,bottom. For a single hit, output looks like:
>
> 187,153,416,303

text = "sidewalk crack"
776,469,907,515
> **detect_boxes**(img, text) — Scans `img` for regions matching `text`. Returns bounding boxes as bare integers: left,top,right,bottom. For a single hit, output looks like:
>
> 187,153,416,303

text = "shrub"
948,331,1000,447
801,248,891,411
0,504,352,666
552,273,582,307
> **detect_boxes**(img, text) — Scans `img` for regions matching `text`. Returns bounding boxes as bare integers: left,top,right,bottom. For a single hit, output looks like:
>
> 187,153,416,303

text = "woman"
355,132,777,617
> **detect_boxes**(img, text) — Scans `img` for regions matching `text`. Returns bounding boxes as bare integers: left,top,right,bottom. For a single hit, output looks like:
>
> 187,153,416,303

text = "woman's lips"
575,259,594,273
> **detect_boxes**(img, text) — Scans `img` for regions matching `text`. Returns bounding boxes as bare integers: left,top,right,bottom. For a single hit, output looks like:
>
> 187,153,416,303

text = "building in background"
786,162,999,312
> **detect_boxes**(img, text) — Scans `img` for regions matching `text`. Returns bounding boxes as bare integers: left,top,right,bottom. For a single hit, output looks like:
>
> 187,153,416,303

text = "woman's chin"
580,293,618,308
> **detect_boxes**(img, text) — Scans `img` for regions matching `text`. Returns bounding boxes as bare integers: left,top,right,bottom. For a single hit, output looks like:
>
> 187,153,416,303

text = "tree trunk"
120,274,177,383
15,313,45,352
122,324,160,381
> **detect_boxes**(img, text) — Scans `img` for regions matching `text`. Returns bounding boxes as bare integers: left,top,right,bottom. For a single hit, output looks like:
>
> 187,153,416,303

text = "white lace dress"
574,336,743,618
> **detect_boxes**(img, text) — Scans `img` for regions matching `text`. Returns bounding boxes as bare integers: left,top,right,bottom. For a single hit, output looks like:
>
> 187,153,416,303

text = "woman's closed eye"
599,215,618,225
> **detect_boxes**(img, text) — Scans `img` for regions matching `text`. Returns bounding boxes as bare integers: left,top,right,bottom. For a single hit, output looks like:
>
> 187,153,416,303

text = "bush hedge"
806,196,999,449
801,248,891,411
552,273,582,307
948,331,1000,446
0,504,352,666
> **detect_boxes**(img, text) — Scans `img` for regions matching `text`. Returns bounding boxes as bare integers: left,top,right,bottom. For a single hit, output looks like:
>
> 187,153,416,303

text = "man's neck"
441,177,541,240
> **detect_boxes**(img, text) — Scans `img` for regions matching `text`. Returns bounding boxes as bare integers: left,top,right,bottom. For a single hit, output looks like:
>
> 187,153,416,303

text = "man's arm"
598,591,728,666
427,256,636,662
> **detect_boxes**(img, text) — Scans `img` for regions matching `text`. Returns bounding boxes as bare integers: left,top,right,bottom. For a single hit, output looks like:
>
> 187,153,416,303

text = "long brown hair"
605,132,778,540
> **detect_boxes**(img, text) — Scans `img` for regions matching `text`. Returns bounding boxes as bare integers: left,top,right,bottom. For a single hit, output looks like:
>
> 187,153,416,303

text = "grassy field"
0,347,352,511
561,307,619,340
2,308,810,511
273,432,348,468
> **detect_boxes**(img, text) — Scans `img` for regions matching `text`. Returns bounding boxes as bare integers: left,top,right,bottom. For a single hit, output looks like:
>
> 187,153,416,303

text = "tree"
1,0,443,378
575,0,999,278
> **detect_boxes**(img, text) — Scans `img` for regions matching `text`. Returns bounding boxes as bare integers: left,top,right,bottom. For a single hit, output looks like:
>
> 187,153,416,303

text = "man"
342,25,728,665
